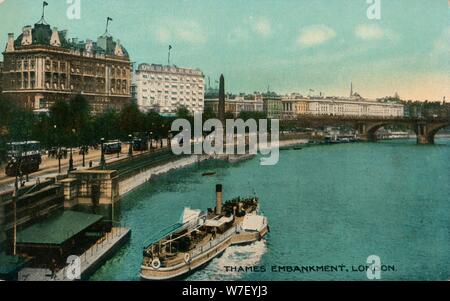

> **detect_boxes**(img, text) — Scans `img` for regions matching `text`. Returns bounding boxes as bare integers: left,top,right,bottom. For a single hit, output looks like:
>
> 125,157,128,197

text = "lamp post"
100,138,106,169
149,131,153,152
128,134,133,157
82,146,86,167
54,125,62,174
68,129,75,172
12,174,18,255
168,132,173,148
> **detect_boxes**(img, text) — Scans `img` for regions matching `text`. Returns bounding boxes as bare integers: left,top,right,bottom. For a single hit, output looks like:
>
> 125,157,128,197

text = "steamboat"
140,184,269,280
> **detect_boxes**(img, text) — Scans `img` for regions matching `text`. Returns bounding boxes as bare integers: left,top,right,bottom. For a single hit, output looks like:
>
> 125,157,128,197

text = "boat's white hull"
140,225,268,280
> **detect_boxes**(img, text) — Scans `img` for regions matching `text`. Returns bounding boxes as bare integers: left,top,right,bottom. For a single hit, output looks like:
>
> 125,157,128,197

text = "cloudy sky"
0,0,448,101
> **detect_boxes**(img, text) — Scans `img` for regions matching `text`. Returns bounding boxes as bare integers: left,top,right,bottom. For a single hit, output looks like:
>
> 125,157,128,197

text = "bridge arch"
361,122,414,142
416,123,450,144
362,121,450,144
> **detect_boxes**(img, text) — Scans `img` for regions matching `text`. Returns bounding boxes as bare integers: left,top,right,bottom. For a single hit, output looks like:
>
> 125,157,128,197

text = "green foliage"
238,111,267,121
176,106,192,120
119,102,145,138
203,106,216,121
93,108,121,142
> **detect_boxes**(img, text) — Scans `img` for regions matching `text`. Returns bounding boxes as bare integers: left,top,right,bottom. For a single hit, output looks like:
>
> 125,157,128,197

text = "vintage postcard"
0,0,448,293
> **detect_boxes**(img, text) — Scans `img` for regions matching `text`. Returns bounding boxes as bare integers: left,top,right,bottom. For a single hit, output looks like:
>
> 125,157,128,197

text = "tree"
176,105,192,120
119,102,145,139
145,110,163,136
9,107,36,142
69,94,91,146
203,106,216,121
0,95,17,129
49,100,71,146
93,108,121,142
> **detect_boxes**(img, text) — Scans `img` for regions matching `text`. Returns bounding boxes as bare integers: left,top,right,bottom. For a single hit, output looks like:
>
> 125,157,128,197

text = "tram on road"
133,138,149,151
103,141,122,155
5,141,42,177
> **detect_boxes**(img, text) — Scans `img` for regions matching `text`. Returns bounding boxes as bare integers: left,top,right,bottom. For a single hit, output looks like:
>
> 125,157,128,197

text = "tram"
5,141,42,177
133,138,149,152
103,141,122,155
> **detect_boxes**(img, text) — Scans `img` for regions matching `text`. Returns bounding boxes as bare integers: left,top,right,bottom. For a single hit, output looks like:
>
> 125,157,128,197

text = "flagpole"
39,1,48,24
105,17,113,36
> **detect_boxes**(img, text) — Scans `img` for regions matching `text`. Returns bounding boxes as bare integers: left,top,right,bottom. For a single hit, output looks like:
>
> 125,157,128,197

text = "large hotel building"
2,17,132,113
135,63,204,115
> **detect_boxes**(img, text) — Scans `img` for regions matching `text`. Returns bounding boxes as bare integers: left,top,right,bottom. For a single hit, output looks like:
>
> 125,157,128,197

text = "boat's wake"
187,240,267,281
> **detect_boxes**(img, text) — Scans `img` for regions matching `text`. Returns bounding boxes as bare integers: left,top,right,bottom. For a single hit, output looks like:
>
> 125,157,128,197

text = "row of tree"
0,95,178,149
0,94,270,161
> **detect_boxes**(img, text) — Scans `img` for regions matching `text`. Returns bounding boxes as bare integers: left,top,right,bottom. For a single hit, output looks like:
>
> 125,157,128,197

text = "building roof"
12,22,129,58
137,63,203,75
14,23,70,48
17,211,104,246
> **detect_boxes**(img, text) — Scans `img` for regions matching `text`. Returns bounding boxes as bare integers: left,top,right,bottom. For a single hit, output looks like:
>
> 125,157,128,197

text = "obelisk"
218,74,225,126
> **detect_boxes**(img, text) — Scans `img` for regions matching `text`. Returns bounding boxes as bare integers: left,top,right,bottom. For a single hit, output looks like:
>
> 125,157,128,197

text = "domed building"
2,15,131,113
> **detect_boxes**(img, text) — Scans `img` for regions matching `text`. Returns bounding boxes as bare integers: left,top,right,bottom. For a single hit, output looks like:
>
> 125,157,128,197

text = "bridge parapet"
280,116,450,144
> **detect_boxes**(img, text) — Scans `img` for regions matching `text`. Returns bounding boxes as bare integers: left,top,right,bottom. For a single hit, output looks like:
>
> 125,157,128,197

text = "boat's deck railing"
144,213,207,249
191,225,238,258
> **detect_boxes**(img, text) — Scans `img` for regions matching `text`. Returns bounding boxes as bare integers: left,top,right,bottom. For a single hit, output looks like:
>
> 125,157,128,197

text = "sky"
0,0,449,101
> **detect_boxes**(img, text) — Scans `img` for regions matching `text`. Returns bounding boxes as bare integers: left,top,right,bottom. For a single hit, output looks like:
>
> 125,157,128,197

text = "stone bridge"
281,116,450,144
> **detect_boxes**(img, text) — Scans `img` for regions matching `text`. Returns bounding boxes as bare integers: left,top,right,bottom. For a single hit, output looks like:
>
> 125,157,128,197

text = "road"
0,141,170,193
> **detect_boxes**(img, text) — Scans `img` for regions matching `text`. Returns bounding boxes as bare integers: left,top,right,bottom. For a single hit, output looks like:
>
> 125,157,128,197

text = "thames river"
91,139,450,281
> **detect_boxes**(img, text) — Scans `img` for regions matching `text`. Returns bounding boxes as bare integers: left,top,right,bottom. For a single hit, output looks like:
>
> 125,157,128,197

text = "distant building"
135,63,205,114
130,69,138,103
263,94,283,119
0,61,3,93
281,95,404,118
281,94,309,119
205,93,264,117
2,16,132,113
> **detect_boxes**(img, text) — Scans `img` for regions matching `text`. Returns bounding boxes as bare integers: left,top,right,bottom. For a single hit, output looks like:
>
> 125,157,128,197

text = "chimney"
6,33,15,52
50,27,61,47
114,39,124,56
215,184,223,215
21,25,32,46
85,39,93,54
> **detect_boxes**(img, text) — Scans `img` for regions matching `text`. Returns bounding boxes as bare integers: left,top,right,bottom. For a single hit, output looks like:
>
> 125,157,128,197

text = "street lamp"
82,145,86,167
12,174,18,255
168,132,173,148
54,125,61,174
128,134,133,157
149,131,153,152
68,129,75,172
100,138,106,169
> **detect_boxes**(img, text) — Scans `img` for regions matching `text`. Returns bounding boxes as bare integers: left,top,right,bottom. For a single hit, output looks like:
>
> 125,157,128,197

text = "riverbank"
118,155,209,195
117,138,307,197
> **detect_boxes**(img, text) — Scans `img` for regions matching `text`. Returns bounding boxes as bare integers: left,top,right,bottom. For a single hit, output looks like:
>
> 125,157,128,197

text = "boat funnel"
216,184,223,215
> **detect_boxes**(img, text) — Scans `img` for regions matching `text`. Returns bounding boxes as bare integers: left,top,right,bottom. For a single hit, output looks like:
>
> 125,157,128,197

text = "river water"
90,139,450,281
